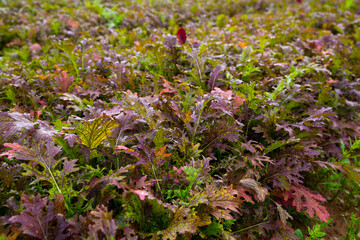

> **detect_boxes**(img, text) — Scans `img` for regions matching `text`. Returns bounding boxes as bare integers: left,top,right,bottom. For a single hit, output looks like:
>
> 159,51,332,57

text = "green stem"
233,221,267,234
40,156,62,195
40,156,72,213
152,164,162,193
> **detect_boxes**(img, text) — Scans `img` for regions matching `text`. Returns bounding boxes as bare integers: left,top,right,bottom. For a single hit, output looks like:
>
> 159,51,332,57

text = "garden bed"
0,0,359,239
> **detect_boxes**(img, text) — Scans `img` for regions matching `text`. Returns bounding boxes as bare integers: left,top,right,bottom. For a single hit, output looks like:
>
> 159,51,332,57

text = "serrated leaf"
1,140,61,171
90,166,129,191
78,113,119,149
54,194,65,214
8,194,70,240
62,159,79,175
88,205,117,239
342,164,360,184
275,202,293,224
194,204,212,227
239,179,268,202
157,207,197,240
0,112,58,143
284,184,330,222
0,112,35,140
236,188,255,204
208,64,226,91
164,34,177,49
0,163,22,188
55,70,74,93
264,138,298,154
190,184,240,221
63,133,79,148
204,184,240,213
267,158,312,189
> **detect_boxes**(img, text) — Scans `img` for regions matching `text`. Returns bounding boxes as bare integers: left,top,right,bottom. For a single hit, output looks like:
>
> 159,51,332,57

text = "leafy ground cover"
0,0,360,239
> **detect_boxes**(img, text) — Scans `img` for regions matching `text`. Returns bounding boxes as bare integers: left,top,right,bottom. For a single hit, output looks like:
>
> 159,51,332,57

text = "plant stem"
233,221,267,234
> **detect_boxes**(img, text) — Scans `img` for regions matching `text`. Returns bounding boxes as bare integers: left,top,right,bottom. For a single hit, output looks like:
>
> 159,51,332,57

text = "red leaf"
236,188,255,204
0,143,35,159
54,70,74,93
176,28,187,45
284,184,330,222
131,190,148,200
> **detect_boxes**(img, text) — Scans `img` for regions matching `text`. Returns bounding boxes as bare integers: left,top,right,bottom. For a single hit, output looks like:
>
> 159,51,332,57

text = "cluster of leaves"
1,0,360,239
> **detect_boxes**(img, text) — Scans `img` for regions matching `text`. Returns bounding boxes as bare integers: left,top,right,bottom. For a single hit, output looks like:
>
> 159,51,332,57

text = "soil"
289,197,359,239
323,200,359,239
324,201,348,238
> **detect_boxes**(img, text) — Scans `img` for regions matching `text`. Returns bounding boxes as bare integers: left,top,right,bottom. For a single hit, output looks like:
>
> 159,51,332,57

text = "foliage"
0,0,359,239
295,222,328,240
343,213,360,240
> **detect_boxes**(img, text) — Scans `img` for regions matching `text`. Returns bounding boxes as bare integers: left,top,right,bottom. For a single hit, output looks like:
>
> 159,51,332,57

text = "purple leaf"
275,122,295,137
314,161,346,173
90,166,129,191
64,133,79,148
8,194,70,239
294,107,335,131
208,64,226,91
267,158,312,189
123,226,138,240
204,122,241,152
164,34,177,49
35,121,59,140
0,112,59,142
210,97,233,117
46,140,62,160
117,132,156,166
0,112,35,140
241,140,258,154
88,205,117,239
63,159,79,174
247,154,274,168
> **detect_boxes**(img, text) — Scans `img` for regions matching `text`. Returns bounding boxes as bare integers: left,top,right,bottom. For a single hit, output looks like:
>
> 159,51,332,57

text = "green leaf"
202,221,223,236
342,165,360,184
264,138,298,154
77,114,119,149
5,87,17,105
295,229,304,239
306,223,326,240
344,0,355,9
